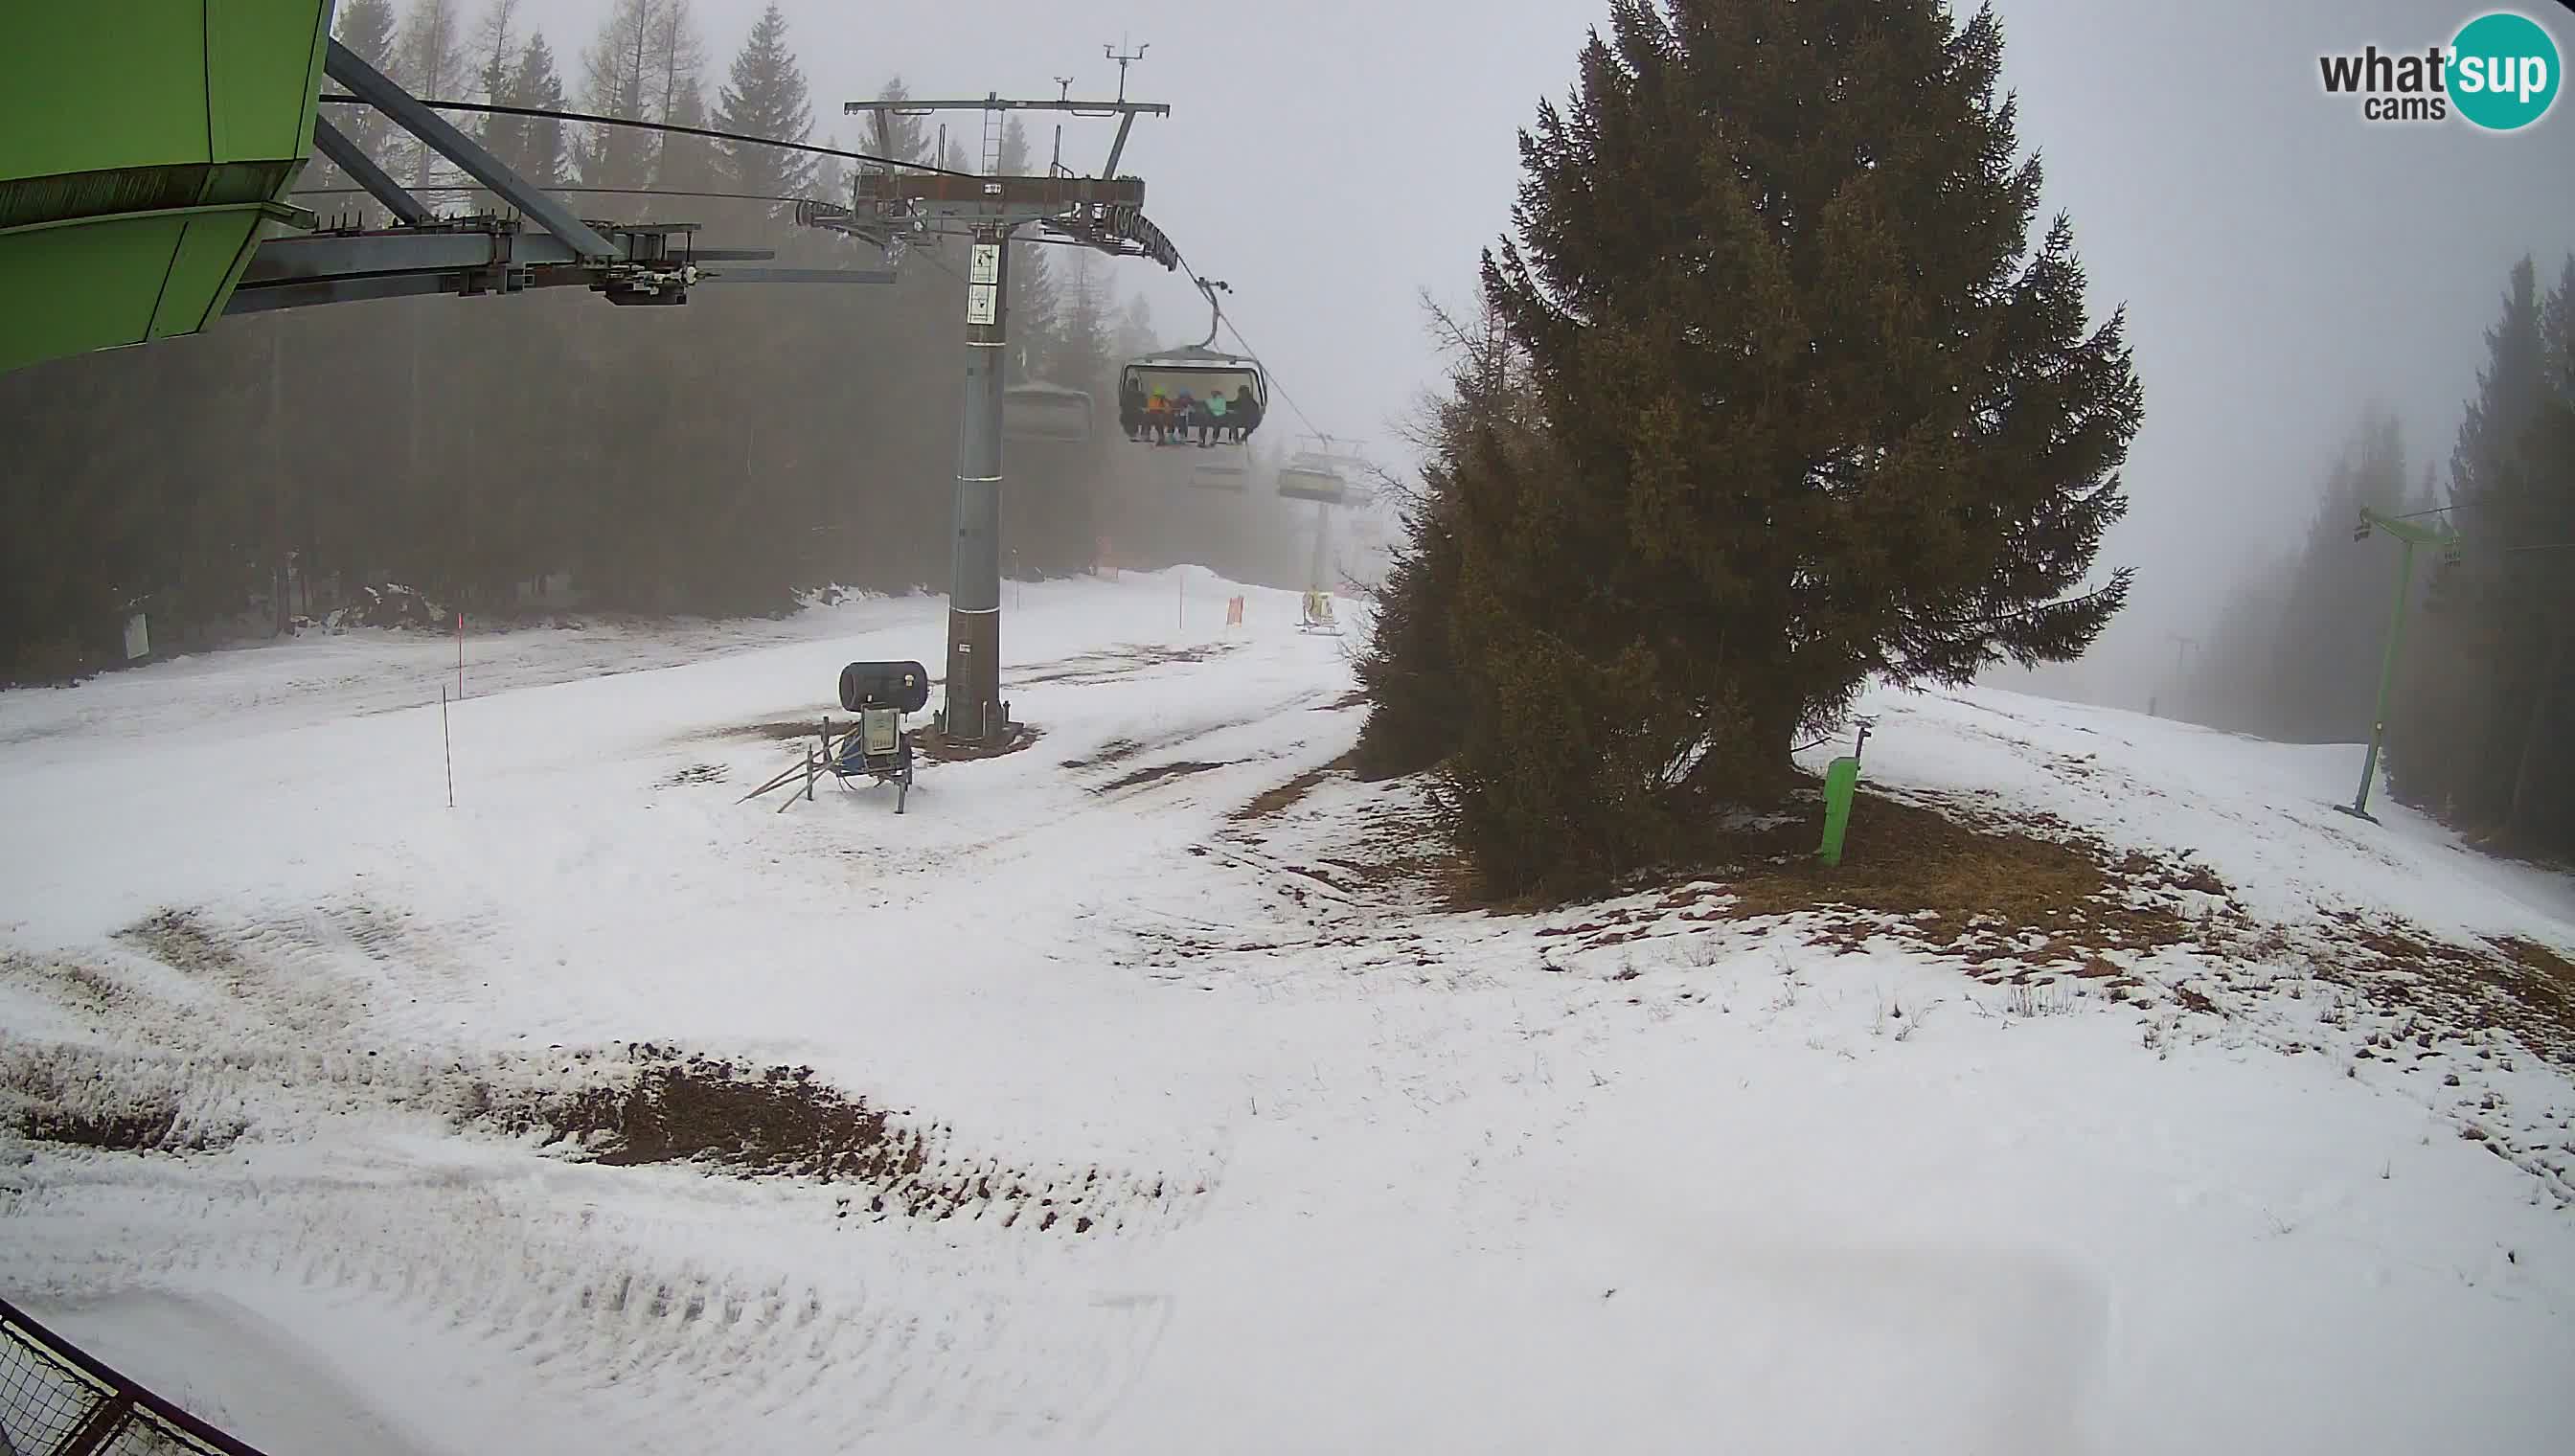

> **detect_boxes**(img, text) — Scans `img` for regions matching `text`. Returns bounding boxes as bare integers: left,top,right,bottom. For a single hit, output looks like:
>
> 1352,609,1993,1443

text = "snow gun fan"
838,661,931,716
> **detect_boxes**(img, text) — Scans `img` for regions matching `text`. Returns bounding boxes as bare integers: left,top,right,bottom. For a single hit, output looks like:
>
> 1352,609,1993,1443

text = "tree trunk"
2504,622,2571,845
1676,682,1806,808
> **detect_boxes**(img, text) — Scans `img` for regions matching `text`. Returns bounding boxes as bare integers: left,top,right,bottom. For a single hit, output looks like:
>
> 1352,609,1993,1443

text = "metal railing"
0,1297,269,1456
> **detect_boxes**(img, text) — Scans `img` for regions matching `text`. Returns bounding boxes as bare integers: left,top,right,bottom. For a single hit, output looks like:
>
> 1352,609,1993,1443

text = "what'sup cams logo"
2317,10,2563,129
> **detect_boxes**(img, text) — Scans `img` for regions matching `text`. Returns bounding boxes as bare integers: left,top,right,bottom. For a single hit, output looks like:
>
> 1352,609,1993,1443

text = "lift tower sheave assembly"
829,81,1174,746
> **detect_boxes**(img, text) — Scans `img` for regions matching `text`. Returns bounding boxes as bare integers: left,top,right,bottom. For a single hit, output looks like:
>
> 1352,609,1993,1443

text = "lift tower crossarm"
846,97,1170,116
2357,507,2457,549
839,95,1168,180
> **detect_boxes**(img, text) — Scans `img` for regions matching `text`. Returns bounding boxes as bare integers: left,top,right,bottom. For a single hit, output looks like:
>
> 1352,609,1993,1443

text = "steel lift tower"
804,59,1178,746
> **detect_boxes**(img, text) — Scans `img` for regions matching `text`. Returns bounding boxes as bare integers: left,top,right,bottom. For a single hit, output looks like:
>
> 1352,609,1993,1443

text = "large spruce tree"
1490,0,2135,768
1373,0,2142,895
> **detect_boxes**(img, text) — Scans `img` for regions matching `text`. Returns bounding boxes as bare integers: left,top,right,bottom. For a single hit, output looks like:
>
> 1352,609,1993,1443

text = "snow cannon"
838,661,930,716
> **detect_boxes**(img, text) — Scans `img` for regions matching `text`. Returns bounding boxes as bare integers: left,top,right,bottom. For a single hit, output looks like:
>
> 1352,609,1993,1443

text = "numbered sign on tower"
966,242,1001,325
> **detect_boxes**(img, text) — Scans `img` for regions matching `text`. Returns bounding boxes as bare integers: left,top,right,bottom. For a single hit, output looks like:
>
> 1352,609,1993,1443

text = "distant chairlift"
1120,276,1267,444
1275,451,1350,505
1187,456,1249,492
1002,378,1093,444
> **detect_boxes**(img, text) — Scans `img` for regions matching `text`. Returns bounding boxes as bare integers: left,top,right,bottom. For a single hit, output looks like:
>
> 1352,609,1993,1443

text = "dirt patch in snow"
113,909,250,984
1060,737,1147,771
1689,789,2205,973
458,1043,1190,1233
1499,787,2211,995
471,1048,928,1182
2304,912,2575,1069
1231,755,1356,822
1014,642,1237,687
1099,760,1236,793
0,950,150,1022
0,1045,246,1154
913,720,1044,762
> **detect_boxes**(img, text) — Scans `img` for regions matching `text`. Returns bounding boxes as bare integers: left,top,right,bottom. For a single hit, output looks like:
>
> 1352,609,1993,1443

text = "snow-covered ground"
3,568,2571,1455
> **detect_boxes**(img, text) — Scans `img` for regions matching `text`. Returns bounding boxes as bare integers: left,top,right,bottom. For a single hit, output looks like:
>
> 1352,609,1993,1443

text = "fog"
11,0,2569,692
517,0,2574,710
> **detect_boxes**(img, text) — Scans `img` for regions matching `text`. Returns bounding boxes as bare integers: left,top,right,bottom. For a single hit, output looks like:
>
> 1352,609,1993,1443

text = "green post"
2341,507,2454,822
2348,536,2416,819
1816,756,1861,868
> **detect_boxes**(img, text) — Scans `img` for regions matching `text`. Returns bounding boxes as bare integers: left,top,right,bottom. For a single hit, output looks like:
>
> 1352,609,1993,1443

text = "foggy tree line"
1,0,1328,682
2186,253,2575,857
1355,0,2140,899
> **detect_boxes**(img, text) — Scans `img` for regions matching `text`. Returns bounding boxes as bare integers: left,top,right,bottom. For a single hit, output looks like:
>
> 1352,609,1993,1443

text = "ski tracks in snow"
7,1169,1179,1451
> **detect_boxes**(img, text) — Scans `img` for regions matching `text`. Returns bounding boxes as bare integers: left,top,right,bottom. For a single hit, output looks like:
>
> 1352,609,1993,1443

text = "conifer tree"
577,0,664,189
395,0,468,188
312,0,402,223
469,2,524,208
1487,0,2136,782
510,34,567,191
863,79,931,165
655,80,723,196
1371,0,2142,895
1054,251,1114,398
998,118,1061,379
712,3,816,208
2392,255,2575,843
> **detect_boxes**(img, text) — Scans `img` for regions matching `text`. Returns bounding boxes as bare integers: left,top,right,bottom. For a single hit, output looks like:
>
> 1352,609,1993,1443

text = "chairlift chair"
1275,460,1348,504
1120,276,1267,444
1187,457,1249,492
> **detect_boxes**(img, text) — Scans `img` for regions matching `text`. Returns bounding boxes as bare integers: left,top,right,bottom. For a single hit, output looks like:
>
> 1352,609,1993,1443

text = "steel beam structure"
310,116,435,226
323,38,623,262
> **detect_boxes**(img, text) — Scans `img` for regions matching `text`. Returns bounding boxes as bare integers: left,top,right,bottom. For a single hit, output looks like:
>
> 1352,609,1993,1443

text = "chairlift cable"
314,94,979,177
1161,240,1330,446
289,183,828,205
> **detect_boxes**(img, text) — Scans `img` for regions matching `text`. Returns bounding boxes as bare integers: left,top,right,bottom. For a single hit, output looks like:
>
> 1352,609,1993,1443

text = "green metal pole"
2349,535,2417,818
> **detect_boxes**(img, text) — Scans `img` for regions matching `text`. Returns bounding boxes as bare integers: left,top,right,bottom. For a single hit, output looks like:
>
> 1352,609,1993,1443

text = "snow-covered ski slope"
3,568,2571,1456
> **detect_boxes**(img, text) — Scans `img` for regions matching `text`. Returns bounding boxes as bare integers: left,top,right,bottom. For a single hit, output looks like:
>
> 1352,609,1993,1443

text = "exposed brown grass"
1487,787,2215,990
458,1043,1193,1232
1015,642,1236,686
2308,912,2575,1068
1230,753,1356,822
